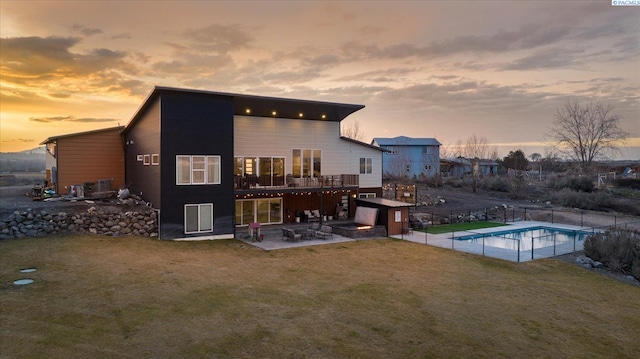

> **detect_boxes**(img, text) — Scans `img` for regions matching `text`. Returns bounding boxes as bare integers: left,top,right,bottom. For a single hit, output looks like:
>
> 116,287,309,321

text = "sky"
1,1,639,160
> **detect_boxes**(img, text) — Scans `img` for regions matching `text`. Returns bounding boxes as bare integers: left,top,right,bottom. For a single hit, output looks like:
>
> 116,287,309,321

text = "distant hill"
0,147,46,173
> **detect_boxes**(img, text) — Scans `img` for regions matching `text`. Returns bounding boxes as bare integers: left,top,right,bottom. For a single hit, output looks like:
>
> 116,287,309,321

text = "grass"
423,220,508,234
1,235,639,358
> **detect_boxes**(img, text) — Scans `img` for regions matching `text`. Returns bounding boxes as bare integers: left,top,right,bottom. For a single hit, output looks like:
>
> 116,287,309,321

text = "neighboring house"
40,126,124,195
371,136,440,178
621,167,637,179
121,86,384,240
440,157,497,178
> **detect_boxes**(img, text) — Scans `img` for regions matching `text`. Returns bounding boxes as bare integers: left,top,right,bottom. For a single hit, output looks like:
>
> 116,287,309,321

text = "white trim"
176,155,221,185
143,154,151,166
172,233,235,241
184,203,213,234
151,154,159,165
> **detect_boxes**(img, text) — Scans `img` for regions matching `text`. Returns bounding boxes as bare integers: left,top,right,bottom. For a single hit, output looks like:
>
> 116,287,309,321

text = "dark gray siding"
124,97,161,208
159,92,235,239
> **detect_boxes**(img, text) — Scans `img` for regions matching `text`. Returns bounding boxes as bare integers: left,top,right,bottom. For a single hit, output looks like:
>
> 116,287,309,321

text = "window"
176,155,221,185
359,158,372,174
422,146,433,155
358,193,376,199
184,203,213,234
234,156,285,186
143,155,150,166
151,154,159,165
424,165,431,170
137,154,143,162
292,149,321,178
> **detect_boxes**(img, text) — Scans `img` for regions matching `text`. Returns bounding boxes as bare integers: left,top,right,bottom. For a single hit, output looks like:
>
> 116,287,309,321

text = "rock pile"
0,206,158,240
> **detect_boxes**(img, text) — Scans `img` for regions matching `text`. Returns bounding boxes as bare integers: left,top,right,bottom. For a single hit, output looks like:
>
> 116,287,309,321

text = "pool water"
455,226,592,251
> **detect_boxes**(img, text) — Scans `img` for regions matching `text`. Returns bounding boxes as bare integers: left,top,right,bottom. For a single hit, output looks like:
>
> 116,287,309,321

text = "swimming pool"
455,226,593,251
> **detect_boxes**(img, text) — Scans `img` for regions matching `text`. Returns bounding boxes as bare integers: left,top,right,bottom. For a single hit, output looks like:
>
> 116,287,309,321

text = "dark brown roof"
123,86,365,133
40,126,124,145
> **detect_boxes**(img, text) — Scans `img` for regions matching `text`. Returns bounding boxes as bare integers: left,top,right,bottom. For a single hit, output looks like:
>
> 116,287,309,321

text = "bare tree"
462,134,495,160
549,99,628,173
341,120,366,142
462,134,496,193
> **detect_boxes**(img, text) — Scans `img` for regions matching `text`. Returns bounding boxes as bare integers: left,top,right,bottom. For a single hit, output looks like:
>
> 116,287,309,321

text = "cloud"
0,36,132,80
72,24,103,36
28,115,117,123
182,24,253,52
2,138,34,143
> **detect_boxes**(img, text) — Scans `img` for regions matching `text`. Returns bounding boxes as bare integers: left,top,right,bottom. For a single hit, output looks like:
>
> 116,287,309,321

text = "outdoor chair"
316,225,333,240
306,222,320,238
282,228,301,242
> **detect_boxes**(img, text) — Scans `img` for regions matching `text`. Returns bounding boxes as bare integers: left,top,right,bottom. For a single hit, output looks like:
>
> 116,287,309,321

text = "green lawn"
1,235,639,358
422,220,508,234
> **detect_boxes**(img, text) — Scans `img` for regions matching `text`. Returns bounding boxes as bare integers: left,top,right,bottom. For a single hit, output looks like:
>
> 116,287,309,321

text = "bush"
565,176,595,192
584,228,640,280
554,188,612,210
478,176,509,192
612,178,640,190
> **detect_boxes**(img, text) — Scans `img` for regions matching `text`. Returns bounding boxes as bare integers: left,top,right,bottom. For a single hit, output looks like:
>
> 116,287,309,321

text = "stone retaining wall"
0,206,158,240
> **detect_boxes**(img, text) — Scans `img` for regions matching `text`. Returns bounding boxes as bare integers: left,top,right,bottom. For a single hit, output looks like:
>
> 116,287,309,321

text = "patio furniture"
316,225,333,240
282,228,301,242
305,210,320,222
306,222,320,238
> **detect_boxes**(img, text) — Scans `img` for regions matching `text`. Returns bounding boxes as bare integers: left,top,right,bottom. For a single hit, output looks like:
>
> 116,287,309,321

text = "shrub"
612,178,640,190
478,176,509,192
565,176,595,192
554,188,612,210
584,228,640,280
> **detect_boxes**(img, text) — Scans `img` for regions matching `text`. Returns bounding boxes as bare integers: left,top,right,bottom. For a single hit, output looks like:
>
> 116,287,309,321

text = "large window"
234,156,285,186
235,198,282,225
184,203,213,234
292,149,321,178
177,155,221,185
359,157,372,174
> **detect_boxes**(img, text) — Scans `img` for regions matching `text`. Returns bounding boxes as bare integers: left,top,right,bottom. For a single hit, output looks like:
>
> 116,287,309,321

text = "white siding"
234,116,381,188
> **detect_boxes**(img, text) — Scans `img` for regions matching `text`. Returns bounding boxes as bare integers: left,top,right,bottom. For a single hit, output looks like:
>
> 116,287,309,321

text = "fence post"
482,234,485,256
485,208,488,221
517,239,520,262
451,229,455,250
425,225,428,245
531,237,534,260
512,208,515,222
573,230,576,252
503,207,507,223
553,233,556,256
524,208,527,221
551,209,554,224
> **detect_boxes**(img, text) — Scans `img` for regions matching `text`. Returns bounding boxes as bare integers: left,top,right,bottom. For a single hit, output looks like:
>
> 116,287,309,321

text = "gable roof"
124,86,365,133
40,126,124,145
371,136,441,147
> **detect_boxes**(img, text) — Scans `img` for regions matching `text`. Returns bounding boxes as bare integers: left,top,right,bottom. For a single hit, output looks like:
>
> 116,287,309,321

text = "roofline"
40,126,124,145
340,136,388,152
123,86,365,133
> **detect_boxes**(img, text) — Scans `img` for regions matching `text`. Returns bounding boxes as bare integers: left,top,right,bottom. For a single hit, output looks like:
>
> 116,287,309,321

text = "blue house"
372,136,441,178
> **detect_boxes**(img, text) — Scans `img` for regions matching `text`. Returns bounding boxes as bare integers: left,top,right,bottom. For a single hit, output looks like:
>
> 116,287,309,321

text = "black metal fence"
405,206,640,262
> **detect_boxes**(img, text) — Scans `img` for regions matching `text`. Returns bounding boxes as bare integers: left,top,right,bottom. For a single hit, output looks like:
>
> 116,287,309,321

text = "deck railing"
234,174,359,190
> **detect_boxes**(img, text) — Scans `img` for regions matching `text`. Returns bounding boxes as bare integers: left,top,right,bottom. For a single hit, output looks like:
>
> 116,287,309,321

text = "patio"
237,221,379,250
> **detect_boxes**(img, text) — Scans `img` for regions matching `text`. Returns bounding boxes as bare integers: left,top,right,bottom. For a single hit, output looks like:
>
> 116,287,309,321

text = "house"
440,157,497,178
40,126,125,195
371,136,441,178
121,86,384,240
